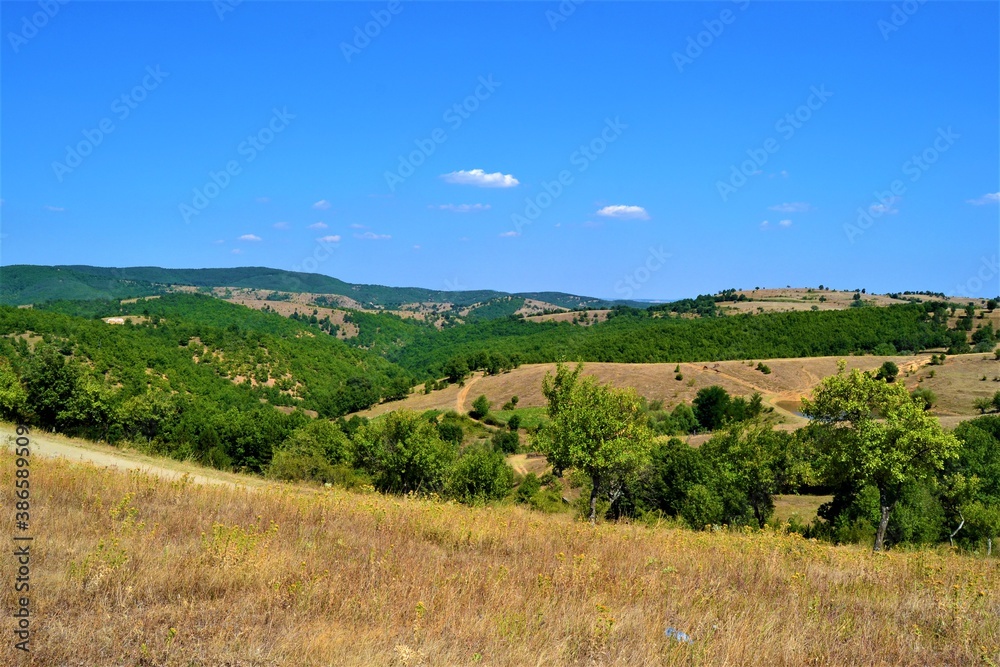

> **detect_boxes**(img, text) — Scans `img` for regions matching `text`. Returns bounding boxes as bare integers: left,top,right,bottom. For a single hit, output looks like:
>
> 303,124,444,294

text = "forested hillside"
0,294,413,470
384,302,961,378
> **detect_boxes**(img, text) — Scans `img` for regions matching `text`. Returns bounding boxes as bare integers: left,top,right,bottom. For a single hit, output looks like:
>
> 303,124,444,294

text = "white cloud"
769,202,812,213
779,219,792,228
312,199,331,210
869,198,899,215
596,205,649,220
967,192,1000,205
43,205,65,212
441,169,519,188
760,220,770,229
239,234,262,242
273,221,290,230
213,239,225,244
355,231,391,240
761,219,792,230
433,203,491,213
413,244,421,250
317,235,341,243
349,223,367,229
231,248,242,254
498,230,520,238
308,222,328,230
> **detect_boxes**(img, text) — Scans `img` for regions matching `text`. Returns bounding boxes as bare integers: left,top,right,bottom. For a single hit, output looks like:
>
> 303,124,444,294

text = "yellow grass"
2,452,998,666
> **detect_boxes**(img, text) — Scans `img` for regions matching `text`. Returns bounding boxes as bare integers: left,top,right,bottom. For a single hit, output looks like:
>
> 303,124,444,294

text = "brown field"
2,445,997,666
358,354,995,429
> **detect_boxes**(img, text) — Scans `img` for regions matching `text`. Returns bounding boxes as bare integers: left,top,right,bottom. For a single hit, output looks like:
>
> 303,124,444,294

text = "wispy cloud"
43,205,65,212
239,234,262,242
498,230,520,238
967,192,1000,206
441,169,519,188
273,221,290,230
231,248,242,254
432,203,491,213
312,199,332,210
869,197,900,215
307,222,328,230
596,205,649,220
760,219,793,230
349,223,367,229
355,231,391,240
213,239,225,244
768,202,812,213
317,235,341,243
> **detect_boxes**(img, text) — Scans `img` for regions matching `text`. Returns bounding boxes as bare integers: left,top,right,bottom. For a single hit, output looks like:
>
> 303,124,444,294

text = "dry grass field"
2,449,998,666
357,354,996,426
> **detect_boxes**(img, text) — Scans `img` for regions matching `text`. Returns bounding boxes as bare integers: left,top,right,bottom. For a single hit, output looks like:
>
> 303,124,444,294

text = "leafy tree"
974,397,994,414
351,411,456,494
507,414,521,431
447,444,514,503
670,403,699,434
491,429,520,454
21,345,79,427
910,387,937,411
987,299,998,313
875,361,899,383
436,421,464,445
693,385,731,431
536,363,653,523
803,364,960,551
470,394,491,420
0,359,28,421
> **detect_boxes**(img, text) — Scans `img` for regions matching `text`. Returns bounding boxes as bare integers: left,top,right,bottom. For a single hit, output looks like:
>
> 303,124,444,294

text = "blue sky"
1,1,997,299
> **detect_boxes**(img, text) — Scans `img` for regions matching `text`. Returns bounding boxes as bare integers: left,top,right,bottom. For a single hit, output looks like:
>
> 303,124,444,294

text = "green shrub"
447,444,514,503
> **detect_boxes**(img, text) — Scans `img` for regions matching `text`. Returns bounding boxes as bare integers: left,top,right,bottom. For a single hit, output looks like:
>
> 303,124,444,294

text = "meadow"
2,450,997,666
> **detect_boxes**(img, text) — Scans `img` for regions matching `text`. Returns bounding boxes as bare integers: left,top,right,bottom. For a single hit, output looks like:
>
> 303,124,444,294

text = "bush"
974,397,993,414
492,429,520,454
470,394,491,419
910,387,937,411
447,444,514,503
875,361,899,383
507,414,522,431
516,472,542,504
437,421,464,445
756,362,772,375
679,484,723,529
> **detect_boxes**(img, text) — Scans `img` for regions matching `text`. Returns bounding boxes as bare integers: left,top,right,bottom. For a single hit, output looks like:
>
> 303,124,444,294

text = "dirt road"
0,424,258,489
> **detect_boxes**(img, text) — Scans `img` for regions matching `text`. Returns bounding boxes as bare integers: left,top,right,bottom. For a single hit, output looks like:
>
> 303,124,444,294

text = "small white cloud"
317,235,341,243
441,169,519,188
596,205,649,220
43,205,65,212
231,248,242,254
239,234,262,242
433,203,491,213
779,219,792,228
413,244,421,250
499,230,520,238
308,222,328,230
273,221,290,230
760,220,770,229
967,192,1000,205
213,239,225,244
781,170,789,178
355,231,391,240
349,223,367,229
256,197,270,204
312,199,331,210
769,202,811,213
869,198,899,215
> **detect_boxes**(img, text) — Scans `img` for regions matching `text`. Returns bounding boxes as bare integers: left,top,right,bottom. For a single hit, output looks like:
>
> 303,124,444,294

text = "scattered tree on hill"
470,394,491,420
803,364,960,551
875,361,899,383
537,363,653,523
693,385,731,431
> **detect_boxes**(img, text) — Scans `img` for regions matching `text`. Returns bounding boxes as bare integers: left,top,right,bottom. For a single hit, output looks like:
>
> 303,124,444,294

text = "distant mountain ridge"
0,265,647,309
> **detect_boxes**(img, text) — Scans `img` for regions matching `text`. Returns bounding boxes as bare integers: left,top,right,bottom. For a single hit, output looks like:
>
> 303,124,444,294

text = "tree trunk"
873,493,893,552
589,475,599,525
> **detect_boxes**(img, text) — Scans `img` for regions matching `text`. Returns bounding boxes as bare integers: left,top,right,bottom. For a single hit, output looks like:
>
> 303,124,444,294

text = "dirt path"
455,374,481,413
0,424,260,489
